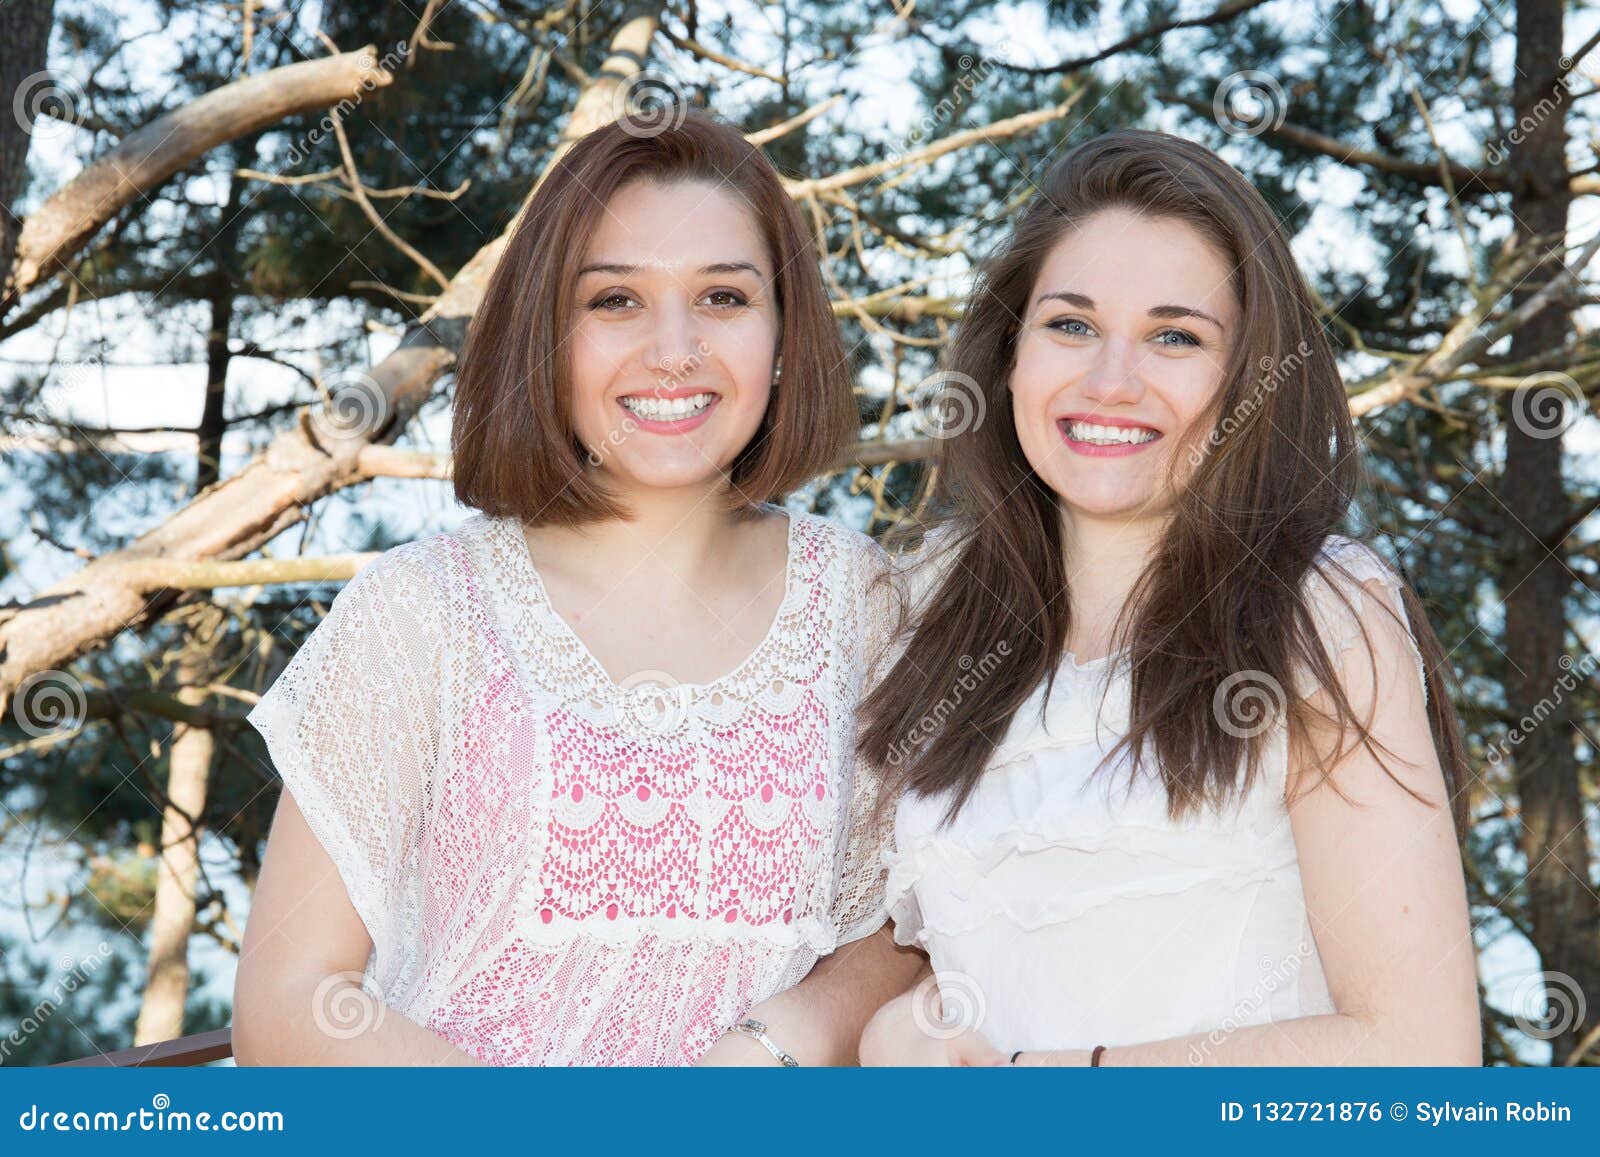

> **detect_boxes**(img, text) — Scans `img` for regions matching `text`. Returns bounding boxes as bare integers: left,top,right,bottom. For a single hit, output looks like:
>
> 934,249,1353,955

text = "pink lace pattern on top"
247,508,896,1066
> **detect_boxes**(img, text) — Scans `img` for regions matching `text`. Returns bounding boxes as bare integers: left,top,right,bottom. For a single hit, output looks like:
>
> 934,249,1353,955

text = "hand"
858,973,1007,1066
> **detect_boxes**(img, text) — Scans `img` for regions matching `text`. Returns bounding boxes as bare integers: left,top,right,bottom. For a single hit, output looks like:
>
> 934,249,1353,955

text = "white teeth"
1065,421,1158,445
621,392,716,421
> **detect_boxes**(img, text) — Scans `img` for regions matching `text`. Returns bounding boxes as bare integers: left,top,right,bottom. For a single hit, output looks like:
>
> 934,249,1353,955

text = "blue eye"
1156,328,1200,347
1049,317,1094,336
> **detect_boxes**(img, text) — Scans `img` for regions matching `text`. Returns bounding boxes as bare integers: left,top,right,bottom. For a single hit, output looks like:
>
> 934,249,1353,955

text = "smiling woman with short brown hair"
234,109,923,1067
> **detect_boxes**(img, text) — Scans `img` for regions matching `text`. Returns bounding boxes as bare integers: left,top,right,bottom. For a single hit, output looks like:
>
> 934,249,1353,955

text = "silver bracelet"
727,1017,799,1066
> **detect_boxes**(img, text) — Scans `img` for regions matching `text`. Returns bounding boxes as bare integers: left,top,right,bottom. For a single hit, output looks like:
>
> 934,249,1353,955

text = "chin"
610,457,738,493
1055,487,1167,521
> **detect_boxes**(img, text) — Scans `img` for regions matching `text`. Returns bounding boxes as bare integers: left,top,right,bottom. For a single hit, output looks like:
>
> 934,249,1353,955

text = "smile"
1057,418,1163,457
620,392,718,423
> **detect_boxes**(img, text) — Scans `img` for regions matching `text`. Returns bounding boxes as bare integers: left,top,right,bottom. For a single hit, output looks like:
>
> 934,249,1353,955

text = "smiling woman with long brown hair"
855,129,1481,1066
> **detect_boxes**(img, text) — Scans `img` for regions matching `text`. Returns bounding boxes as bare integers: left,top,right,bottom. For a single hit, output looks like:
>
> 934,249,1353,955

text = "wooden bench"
52,1028,233,1067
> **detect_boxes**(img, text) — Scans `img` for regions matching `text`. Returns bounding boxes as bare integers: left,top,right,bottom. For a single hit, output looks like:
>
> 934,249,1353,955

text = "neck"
1058,505,1168,615
526,477,757,582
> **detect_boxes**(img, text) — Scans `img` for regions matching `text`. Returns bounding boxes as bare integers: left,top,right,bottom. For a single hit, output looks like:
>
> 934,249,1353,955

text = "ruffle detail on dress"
884,773,1303,938
880,844,928,948
1300,535,1430,709
983,662,1132,774
890,829,1296,937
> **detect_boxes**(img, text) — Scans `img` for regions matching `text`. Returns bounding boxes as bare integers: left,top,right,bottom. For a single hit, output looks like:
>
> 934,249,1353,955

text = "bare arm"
232,788,487,1066
697,924,928,1066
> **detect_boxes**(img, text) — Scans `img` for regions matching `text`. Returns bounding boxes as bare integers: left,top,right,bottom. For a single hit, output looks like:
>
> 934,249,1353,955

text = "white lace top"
247,505,896,1065
881,530,1430,1055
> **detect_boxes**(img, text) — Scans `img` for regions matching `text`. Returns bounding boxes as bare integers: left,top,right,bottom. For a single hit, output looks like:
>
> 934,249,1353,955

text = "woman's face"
1008,207,1240,522
567,178,779,495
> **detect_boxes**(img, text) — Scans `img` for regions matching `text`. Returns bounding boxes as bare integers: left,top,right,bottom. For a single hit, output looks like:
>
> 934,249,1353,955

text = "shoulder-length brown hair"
452,107,853,525
859,128,1471,846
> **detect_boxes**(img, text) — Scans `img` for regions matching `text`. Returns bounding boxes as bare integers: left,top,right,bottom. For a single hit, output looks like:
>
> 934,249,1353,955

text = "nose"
1078,335,1148,407
645,299,702,390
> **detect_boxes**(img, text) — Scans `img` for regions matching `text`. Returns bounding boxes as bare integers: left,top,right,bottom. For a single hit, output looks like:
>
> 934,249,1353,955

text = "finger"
950,1031,1007,1066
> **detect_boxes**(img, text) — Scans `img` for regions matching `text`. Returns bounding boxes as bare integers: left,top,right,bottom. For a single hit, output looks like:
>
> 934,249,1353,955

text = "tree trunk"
0,0,57,297
132,651,214,1046
196,143,254,492
1500,0,1600,1064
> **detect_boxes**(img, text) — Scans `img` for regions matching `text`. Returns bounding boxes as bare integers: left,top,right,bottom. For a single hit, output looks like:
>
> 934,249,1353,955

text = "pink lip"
618,395,719,435
1057,415,1163,458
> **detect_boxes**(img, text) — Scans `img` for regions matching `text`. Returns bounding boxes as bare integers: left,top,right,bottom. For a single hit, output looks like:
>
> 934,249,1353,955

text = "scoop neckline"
494,503,805,695
1063,649,1114,672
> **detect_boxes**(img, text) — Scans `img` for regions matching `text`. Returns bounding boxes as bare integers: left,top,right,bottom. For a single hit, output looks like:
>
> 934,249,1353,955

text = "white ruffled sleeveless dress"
880,531,1430,1056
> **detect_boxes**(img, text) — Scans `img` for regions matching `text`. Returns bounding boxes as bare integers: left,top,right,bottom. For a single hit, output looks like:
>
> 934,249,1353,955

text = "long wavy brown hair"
858,129,1471,846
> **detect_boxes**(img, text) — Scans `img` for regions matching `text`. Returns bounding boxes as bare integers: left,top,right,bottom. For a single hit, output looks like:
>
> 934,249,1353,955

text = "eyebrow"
577,261,764,277
1035,290,1224,330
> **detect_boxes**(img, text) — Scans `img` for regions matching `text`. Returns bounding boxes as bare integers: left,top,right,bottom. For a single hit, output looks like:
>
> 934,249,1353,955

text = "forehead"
582,178,769,272
1034,208,1238,316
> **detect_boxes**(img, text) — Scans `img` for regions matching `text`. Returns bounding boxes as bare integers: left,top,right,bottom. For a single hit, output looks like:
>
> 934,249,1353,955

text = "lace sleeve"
825,533,901,948
247,546,441,975
1297,536,1430,710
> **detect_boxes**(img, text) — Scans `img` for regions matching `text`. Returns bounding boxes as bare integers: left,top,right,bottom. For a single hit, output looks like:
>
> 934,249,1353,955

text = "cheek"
1008,341,1073,434
713,321,779,408
568,324,626,395
1160,361,1227,436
